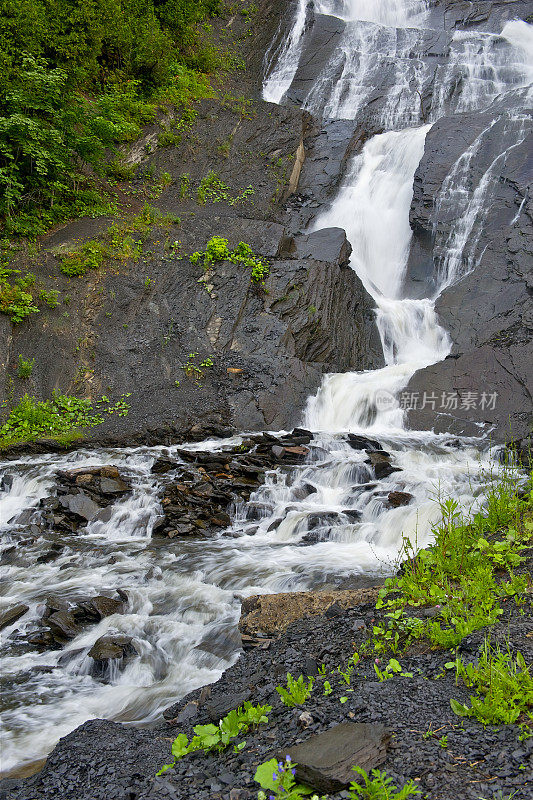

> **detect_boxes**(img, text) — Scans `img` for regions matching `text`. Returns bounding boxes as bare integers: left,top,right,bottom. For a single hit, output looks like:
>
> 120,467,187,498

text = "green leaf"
171,733,189,759
254,758,279,791
450,698,470,717
156,762,174,776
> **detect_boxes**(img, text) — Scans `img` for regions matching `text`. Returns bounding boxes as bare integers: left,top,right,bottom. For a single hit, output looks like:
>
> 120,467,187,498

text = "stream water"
1,0,532,777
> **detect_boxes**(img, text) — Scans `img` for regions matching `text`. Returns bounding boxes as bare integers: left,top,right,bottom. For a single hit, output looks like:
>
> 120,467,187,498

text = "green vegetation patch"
0,391,131,448
190,236,269,284
59,204,179,277
0,0,232,236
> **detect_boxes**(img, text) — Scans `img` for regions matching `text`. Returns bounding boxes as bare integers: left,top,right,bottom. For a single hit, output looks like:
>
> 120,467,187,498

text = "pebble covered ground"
2,582,532,800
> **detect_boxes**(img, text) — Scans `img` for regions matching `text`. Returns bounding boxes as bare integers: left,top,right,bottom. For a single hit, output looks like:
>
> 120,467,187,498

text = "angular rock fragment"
0,603,29,631
387,491,414,508
284,722,390,792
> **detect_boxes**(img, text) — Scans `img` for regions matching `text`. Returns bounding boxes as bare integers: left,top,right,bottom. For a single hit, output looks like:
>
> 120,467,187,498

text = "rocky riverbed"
2,564,531,800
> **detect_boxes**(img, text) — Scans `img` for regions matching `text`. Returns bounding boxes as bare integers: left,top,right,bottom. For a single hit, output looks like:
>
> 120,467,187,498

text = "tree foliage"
0,0,222,231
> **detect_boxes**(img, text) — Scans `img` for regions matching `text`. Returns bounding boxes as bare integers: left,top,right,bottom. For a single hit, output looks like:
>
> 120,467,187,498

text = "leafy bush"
17,355,34,378
60,241,107,277
0,0,225,232
0,268,39,322
38,288,60,307
190,236,270,284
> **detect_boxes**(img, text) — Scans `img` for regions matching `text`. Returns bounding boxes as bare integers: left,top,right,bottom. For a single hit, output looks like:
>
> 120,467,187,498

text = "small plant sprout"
189,237,269,285
349,767,421,799
180,353,214,384
276,674,314,707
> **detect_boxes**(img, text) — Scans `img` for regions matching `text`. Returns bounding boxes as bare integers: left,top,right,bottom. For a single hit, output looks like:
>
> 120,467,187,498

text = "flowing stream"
2,0,532,777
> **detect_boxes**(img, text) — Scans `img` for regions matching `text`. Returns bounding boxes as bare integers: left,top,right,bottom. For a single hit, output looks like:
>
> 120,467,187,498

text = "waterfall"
263,0,308,103
2,0,532,778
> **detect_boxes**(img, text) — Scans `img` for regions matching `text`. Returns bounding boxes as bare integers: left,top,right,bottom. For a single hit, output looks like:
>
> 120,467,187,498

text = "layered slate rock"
405,113,533,440
1,94,381,445
0,603,29,631
284,722,390,792
152,429,316,538
38,466,133,533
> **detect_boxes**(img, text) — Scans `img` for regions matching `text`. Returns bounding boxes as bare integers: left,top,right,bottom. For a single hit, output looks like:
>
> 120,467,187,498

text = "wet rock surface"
152,430,311,538
4,588,532,800
406,113,533,441
0,604,29,632
24,592,127,650
38,466,133,534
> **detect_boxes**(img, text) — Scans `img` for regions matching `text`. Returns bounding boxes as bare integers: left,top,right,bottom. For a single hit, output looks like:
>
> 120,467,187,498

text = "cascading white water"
2,0,533,779
262,0,307,103
433,113,532,290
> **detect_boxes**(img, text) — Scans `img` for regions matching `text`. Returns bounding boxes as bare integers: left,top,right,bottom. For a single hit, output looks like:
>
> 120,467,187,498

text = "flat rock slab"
0,603,29,631
239,588,380,636
284,722,390,793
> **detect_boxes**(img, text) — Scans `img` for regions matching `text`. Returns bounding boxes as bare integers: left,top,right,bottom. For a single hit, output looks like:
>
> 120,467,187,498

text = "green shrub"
190,236,269,284
0,268,39,322
17,355,35,378
0,0,228,233
38,288,60,307
60,241,106,277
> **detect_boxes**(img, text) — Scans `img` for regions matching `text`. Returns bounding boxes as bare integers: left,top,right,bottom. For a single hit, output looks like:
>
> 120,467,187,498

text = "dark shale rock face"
1,99,381,444
405,114,533,440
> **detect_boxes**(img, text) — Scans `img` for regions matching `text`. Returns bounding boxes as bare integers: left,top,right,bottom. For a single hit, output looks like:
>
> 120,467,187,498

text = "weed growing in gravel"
276,674,314,707
157,702,271,775
190,236,270,284
373,658,413,681
17,355,34,378
180,352,214,384
349,767,421,799
255,755,316,799
449,639,533,725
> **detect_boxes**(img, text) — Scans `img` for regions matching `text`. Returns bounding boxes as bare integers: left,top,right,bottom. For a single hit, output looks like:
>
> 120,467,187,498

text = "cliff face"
406,114,533,440
0,3,382,444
